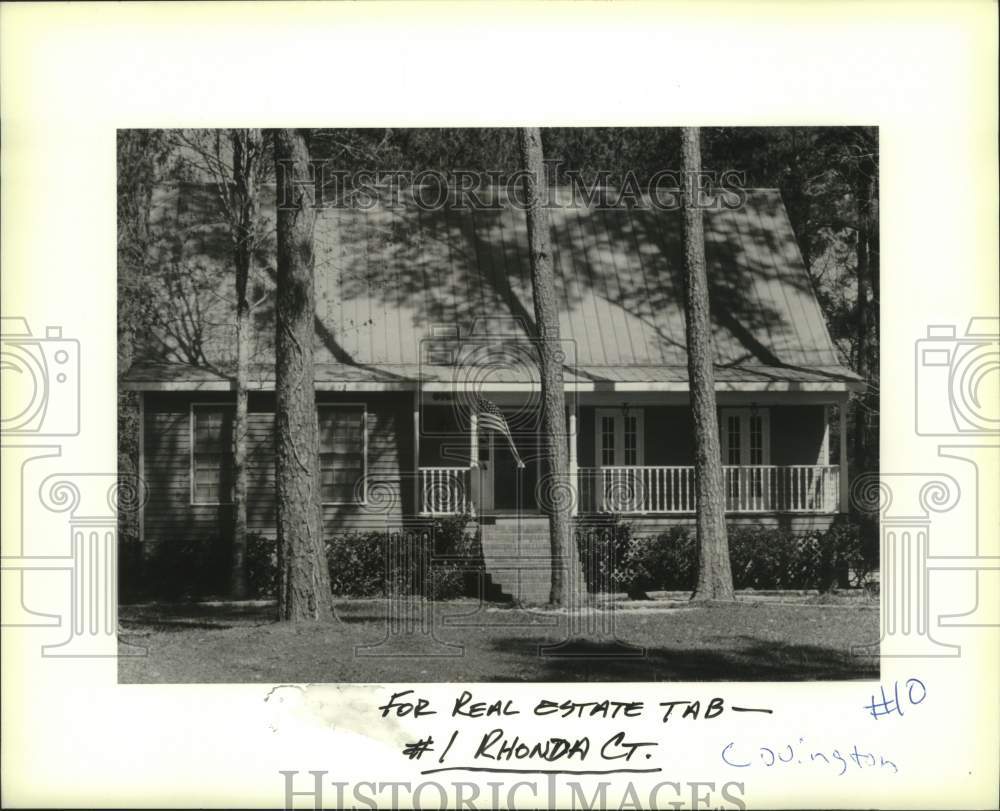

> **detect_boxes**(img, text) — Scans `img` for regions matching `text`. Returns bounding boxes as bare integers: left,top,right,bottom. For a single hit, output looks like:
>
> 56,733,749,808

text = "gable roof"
124,185,861,392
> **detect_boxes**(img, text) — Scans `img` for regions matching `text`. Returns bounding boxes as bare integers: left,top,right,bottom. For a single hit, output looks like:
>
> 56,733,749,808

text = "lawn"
118,596,879,683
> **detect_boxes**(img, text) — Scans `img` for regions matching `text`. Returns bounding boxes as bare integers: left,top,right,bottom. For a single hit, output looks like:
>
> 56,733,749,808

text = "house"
123,184,863,601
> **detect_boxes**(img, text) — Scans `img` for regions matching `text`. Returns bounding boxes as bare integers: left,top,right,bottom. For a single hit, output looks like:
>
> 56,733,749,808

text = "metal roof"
126,186,860,391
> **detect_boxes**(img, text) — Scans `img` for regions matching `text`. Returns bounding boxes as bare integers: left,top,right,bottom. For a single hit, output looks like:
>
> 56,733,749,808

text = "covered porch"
415,389,851,520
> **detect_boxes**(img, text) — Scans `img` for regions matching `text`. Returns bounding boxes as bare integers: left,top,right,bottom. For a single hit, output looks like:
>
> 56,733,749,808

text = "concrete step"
480,519,586,605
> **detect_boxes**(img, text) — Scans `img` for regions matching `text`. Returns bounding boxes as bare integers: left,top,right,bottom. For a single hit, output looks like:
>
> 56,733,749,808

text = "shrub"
577,519,628,595
118,539,145,604
246,532,278,598
728,526,825,589
628,527,698,591
243,516,482,599
425,514,482,600
325,532,393,597
146,535,229,600
578,517,870,593
323,519,480,599
824,514,876,588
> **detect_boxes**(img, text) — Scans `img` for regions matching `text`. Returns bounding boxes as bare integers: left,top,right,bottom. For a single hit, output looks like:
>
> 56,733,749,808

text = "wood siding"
142,391,415,548
143,395,832,548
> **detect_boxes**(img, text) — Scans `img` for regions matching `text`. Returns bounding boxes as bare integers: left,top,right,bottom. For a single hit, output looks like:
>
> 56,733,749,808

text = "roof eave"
123,379,863,394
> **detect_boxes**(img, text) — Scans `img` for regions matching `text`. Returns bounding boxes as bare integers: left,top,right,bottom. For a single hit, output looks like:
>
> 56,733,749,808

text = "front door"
595,408,645,511
719,407,770,509
492,434,538,512
473,434,494,513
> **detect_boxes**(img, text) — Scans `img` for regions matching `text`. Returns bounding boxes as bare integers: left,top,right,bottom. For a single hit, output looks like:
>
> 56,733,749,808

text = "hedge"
246,514,481,600
121,514,872,601
577,515,874,595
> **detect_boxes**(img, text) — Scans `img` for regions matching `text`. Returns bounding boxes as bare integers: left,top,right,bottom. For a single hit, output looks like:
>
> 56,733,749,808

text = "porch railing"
420,467,472,515
578,465,840,514
419,464,840,515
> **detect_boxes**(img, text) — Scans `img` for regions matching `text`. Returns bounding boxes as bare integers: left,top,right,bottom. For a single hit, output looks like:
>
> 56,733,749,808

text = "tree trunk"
681,127,735,602
851,169,874,481
866,175,879,477
518,127,580,607
229,130,259,600
231,254,250,599
273,128,333,622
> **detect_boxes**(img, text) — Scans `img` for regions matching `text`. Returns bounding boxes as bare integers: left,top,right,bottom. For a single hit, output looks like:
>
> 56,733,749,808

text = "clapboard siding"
142,391,415,546
143,393,830,548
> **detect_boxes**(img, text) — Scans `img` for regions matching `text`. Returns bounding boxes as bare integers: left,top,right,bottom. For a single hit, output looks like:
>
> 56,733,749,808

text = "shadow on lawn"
489,636,879,682
120,602,276,632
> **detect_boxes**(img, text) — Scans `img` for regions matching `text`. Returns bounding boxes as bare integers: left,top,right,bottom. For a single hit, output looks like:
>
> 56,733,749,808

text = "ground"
118,596,879,683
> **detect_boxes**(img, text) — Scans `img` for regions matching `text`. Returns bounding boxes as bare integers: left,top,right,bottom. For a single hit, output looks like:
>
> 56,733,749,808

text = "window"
595,409,645,467
601,416,616,466
726,415,741,465
749,414,764,466
191,404,234,505
720,408,771,505
319,405,367,504
720,408,770,466
624,415,638,466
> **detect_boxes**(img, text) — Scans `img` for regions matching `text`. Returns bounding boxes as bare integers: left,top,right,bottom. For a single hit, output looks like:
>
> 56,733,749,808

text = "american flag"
475,397,525,468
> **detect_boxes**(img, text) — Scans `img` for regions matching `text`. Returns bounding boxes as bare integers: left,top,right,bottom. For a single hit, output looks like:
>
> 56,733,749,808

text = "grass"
118,597,879,683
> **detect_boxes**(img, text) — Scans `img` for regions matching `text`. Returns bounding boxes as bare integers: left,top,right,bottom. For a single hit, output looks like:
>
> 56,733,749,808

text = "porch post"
820,405,831,465
412,391,420,514
838,400,849,513
469,410,478,468
469,409,479,516
568,400,578,517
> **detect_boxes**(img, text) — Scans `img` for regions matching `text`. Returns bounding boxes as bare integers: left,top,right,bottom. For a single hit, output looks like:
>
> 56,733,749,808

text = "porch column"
568,402,578,517
469,410,479,468
820,405,831,465
839,400,849,512
469,409,479,516
412,391,420,513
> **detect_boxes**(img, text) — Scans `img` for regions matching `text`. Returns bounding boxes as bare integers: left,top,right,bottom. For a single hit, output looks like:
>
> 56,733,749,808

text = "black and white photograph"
3,3,997,809
116,126,880,683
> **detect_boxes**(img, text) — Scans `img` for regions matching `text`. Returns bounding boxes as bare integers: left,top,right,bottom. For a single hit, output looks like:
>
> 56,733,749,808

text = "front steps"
479,516,586,605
